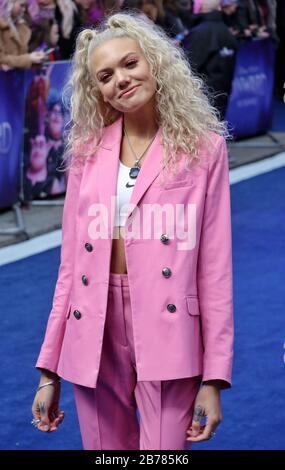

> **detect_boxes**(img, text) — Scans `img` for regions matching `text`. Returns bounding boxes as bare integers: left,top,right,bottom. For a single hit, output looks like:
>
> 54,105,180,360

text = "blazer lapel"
127,128,163,220
97,115,164,231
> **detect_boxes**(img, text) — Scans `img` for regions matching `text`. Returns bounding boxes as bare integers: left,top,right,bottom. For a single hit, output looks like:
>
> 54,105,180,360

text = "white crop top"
114,160,137,226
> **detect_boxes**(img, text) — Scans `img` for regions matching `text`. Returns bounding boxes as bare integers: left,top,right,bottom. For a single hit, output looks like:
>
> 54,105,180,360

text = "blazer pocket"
154,178,194,190
185,295,200,316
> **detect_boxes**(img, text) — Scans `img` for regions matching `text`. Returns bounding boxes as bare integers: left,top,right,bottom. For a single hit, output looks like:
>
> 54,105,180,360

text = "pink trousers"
73,272,201,450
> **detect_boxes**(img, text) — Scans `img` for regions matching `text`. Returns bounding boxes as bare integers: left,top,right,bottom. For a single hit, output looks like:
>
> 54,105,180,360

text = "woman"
0,0,45,69
31,12,234,450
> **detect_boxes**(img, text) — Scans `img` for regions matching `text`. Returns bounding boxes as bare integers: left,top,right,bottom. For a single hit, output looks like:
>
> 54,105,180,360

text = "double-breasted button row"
162,267,172,278
83,243,92,287
160,233,169,244
167,304,176,313
161,236,175,311
73,310,81,320
85,242,93,252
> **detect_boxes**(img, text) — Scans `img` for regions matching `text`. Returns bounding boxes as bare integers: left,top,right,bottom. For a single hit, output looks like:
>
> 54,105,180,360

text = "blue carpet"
1,166,285,450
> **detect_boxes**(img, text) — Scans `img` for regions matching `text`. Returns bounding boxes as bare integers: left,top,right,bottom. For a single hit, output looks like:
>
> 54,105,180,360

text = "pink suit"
73,271,201,450
36,115,234,449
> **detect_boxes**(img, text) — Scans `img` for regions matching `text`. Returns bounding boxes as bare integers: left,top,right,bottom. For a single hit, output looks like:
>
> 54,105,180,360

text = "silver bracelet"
36,379,60,393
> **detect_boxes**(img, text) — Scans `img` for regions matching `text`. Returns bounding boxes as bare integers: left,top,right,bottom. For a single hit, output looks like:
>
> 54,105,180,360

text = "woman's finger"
37,399,51,432
188,404,204,437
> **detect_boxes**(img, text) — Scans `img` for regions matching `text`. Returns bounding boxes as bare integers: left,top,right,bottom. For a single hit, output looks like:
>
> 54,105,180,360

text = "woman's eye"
99,60,137,81
101,75,111,82
126,60,138,68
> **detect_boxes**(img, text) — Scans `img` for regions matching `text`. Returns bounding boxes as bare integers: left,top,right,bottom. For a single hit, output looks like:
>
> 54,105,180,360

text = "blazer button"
73,310,81,320
160,234,169,244
85,242,93,252
162,267,172,278
167,304,176,313
82,275,88,286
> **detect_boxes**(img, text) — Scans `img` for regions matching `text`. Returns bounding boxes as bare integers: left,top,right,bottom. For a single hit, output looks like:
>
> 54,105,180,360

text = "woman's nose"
116,71,130,88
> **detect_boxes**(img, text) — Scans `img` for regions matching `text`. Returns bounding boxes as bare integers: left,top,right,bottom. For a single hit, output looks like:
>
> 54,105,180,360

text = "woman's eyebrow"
96,52,137,77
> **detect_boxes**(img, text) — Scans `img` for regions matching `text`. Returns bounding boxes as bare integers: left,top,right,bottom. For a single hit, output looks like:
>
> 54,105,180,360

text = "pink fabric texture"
73,272,201,450
36,115,234,390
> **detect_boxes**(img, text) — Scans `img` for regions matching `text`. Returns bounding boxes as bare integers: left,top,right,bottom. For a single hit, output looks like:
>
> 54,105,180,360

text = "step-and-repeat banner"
0,61,70,209
22,62,70,202
0,70,26,209
226,38,276,139
0,39,276,209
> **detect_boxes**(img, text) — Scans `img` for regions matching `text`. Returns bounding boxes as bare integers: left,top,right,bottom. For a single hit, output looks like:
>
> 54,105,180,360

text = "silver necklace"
123,127,157,182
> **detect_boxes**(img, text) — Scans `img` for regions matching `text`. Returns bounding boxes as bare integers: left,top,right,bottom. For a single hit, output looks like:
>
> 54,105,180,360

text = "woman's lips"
120,85,140,98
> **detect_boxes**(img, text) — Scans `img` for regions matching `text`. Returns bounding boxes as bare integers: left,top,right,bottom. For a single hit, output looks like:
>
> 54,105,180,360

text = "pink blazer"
36,115,234,388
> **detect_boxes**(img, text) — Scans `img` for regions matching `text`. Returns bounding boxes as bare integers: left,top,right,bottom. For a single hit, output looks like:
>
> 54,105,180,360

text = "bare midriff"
110,226,128,274
110,135,151,274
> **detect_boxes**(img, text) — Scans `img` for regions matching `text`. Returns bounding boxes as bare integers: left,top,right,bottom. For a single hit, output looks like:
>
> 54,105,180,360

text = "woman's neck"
123,113,158,140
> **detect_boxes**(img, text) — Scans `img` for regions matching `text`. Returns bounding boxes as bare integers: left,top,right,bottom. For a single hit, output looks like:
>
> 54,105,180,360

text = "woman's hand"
29,51,46,64
186,383,222,442
31,375,64,432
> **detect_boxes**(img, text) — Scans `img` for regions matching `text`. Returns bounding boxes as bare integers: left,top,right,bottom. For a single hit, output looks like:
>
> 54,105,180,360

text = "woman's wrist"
38,368,60,383
202,379,225,389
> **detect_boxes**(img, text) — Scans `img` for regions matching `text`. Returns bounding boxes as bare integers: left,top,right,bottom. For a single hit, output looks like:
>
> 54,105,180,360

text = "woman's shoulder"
197,131,227,168
198,130,225,150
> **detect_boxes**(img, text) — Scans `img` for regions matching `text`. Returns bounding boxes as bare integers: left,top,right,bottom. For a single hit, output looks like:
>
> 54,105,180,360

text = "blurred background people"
186,0,238,119
230,0,277,40
27,0,81,59
0,0,45,70
55,0,81,59
29,18,61,60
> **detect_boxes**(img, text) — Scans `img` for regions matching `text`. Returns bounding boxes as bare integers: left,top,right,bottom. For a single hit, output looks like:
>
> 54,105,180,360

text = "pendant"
129,165,140,179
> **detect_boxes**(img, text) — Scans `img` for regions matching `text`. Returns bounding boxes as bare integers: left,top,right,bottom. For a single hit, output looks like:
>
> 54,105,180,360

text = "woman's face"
11,0,26,18
48,104,64,139
90,37,157,114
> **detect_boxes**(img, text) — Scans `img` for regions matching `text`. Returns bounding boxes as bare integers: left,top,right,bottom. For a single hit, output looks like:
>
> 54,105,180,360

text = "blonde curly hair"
63,11,229,176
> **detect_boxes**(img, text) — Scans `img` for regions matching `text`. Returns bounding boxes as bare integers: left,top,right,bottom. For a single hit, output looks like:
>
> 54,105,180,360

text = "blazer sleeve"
197,136,234,388
35,162,83,373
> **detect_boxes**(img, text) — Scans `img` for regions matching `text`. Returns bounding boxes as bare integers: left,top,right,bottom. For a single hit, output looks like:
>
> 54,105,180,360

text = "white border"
1,152,285,267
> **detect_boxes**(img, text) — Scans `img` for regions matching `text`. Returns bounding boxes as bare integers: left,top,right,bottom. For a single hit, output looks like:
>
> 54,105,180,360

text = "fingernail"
43,425,49,431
